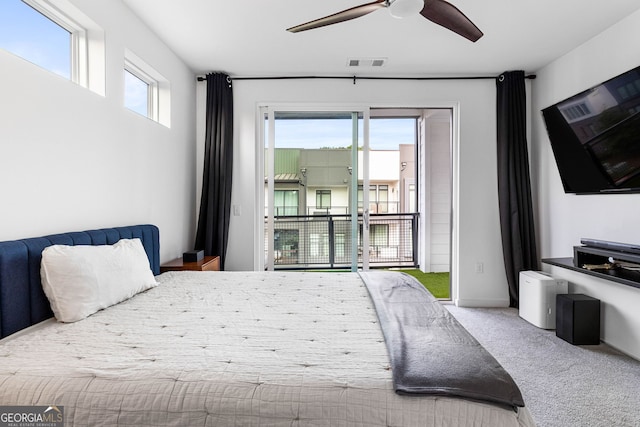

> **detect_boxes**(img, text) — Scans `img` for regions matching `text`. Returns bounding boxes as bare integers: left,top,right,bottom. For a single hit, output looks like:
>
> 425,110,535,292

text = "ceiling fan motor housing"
389,0,425,18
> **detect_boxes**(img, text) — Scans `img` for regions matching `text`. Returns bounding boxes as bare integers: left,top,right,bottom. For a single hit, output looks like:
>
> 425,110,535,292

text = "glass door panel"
264,109,369,271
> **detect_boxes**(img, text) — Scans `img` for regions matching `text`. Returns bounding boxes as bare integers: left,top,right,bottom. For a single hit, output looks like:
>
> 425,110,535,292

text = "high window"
124,49,171,127
0,0,71,79
0,0,105,95
124,64,155,119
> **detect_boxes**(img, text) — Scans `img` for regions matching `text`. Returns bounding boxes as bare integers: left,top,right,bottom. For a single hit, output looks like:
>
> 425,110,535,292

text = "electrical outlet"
475,262,484,273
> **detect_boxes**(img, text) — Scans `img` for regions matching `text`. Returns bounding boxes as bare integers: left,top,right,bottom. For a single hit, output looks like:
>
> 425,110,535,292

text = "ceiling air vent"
347,58,387,68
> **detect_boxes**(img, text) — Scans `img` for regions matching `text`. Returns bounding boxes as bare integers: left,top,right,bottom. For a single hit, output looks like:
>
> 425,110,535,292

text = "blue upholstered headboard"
0,224,160,339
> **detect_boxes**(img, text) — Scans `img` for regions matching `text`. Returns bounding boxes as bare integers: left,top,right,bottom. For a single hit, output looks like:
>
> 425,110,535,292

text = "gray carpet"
445,305,640,427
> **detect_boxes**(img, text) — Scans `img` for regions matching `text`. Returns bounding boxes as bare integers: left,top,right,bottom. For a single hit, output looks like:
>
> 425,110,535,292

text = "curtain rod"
196,74,536,83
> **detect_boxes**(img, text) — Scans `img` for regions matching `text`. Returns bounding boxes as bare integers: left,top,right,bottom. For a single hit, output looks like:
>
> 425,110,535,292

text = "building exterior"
265,147,417,268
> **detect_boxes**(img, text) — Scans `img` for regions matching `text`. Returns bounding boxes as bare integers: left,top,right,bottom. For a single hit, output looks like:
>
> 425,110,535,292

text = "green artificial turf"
292,268,450,299
396,270,450,299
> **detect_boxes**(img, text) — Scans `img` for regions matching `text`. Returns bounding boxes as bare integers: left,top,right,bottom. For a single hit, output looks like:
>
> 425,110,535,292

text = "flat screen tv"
542,65,640,194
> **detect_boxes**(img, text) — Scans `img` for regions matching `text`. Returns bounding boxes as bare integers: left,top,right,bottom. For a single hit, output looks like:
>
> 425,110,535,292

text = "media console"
542,239,640,290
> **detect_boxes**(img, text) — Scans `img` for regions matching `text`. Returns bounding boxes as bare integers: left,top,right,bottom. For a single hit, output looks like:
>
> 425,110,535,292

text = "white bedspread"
0,271,535,426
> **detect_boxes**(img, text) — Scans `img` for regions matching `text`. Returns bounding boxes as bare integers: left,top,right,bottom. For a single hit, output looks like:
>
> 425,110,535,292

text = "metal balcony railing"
265,213,418,270
268,202,401,217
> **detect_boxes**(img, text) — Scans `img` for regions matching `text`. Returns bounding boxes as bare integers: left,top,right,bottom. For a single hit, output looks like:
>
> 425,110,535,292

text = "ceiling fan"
286,0,483,42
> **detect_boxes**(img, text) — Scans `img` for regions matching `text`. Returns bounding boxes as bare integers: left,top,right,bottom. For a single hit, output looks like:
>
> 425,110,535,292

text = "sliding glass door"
263,107,370,271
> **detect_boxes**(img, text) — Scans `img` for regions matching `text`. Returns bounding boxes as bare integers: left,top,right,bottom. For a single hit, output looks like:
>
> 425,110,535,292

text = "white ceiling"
121,0,640,78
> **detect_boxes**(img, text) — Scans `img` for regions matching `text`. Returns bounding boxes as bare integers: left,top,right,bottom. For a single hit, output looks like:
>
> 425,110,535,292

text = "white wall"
424,112,452,273
205,77,510,306
0,0,197,262
531,9,640,359
362,151,400,181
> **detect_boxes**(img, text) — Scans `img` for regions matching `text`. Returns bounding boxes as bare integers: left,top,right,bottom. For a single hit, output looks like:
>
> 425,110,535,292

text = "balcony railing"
269,202,401,217
265,213,418,270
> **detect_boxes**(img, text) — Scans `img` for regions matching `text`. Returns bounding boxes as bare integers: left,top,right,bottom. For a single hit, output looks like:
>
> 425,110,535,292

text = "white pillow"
40,238,158,322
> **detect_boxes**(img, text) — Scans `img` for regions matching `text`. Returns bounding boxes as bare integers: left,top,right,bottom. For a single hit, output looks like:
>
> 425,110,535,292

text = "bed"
0,224,535,426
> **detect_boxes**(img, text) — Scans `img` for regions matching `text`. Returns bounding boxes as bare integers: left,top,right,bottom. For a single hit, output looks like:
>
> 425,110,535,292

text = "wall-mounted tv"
542,65,640,194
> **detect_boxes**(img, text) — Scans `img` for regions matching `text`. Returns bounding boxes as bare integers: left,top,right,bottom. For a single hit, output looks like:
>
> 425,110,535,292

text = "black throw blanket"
359,271,525,409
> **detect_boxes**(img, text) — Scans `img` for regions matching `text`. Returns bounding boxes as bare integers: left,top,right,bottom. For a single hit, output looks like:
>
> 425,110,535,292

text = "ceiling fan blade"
420,0,483,42
287,0,387,33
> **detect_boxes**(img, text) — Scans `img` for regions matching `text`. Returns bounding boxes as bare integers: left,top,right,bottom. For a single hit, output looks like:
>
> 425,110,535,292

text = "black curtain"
195,73,233,269
496,71,538,307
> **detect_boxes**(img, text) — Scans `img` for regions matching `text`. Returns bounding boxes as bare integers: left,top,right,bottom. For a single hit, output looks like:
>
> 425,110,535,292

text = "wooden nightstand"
160,256,220,273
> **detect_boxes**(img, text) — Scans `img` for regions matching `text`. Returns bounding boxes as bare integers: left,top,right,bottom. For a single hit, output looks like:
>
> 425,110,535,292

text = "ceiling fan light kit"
286,0,483,42
388,0,425,19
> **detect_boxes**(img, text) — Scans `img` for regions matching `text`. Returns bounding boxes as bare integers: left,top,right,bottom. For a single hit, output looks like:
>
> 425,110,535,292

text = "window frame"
124,48,170,127
124,60,159,120
378,184,389,213
4,0,106,95
316,189,331,209
22,0,88,86
274,189,299,216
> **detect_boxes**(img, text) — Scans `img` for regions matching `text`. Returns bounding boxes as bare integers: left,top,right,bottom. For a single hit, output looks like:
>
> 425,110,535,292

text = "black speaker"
556,294,600,345
183,250,204,262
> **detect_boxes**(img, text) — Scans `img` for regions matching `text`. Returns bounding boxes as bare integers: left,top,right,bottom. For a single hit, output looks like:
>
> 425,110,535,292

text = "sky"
272,117,417,150
0,0,148,115
0,0,70,78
